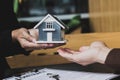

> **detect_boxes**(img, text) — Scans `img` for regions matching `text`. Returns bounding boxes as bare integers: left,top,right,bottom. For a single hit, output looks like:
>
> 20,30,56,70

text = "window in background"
16,0,88,17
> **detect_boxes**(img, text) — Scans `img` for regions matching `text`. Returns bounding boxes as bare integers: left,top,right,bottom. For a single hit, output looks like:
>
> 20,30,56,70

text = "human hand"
57,41,112,66
12,28,65,51
12,28,39,51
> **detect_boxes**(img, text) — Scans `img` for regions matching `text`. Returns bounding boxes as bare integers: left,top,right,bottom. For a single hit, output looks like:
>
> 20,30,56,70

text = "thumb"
23,30,36,42
90,41,107,47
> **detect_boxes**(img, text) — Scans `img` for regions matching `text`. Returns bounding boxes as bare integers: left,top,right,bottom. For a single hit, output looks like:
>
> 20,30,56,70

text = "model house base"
35,40,67,43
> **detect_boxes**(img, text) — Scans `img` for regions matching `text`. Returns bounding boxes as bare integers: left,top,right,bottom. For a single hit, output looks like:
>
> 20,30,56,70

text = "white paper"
3,68,119,80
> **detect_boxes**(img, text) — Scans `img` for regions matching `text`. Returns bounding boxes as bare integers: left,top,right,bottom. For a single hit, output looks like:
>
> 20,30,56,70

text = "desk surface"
7,32,120,69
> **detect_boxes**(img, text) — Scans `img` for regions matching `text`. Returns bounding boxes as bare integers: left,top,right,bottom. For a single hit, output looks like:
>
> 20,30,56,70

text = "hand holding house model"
34,14,68,44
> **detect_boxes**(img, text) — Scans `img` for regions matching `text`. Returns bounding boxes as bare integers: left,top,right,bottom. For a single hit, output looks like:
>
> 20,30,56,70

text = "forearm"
95,47,120,73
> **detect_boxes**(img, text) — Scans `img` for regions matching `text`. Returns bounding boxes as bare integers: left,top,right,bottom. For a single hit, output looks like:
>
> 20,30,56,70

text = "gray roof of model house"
34,14,68,29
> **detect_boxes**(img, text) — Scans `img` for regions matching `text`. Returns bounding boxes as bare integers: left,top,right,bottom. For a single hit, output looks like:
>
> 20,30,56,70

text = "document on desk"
3,68,119,80
37,68,118,80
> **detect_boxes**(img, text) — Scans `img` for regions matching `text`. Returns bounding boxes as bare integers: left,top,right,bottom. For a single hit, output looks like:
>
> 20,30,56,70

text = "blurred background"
15,0,88,17
14,0,90,34
14,0,120,34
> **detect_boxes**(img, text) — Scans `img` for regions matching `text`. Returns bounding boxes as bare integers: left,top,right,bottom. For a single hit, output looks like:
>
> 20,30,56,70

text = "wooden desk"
6,32,120,69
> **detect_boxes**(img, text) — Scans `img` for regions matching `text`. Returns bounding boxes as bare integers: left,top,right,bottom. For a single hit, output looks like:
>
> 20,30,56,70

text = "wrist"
12,29,18,42
96,47,112,64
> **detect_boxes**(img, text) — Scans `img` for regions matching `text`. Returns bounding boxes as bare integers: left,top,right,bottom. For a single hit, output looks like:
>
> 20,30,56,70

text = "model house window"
46,22,53,29
43,21,55,31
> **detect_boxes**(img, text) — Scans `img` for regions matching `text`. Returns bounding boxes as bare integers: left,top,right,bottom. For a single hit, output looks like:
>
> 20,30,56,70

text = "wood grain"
89,0,120,32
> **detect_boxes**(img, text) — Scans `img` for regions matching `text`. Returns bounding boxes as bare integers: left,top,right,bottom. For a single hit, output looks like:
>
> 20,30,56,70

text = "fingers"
19,38,39,50
28,29,39,40
63,48,79,54
57,48,74,59
79,46,89,52
57,48,79,60
21,29,36,42
16,28,41,50
49,43,66,48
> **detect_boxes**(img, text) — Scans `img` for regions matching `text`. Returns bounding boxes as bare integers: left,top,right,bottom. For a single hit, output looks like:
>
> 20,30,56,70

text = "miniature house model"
34,14,67,43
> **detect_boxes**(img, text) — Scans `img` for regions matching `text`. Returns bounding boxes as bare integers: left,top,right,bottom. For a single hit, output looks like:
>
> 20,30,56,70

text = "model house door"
47,32,52,41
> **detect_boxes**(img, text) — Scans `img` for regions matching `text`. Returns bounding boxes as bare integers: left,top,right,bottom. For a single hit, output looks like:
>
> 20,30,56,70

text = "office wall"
89,0,120,32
